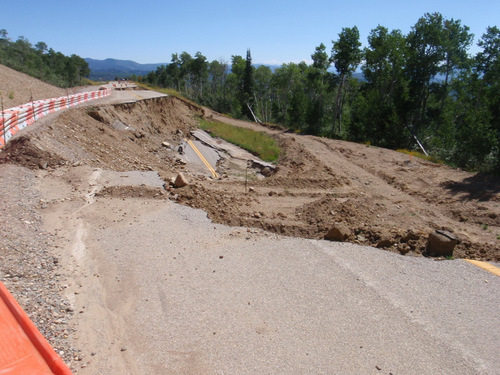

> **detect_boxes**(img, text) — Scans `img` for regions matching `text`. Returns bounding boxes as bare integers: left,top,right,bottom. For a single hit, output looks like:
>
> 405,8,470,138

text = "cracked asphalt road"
39,166,500,374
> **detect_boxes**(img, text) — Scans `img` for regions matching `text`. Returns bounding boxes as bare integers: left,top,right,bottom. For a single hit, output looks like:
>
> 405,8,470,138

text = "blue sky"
1,0,499,65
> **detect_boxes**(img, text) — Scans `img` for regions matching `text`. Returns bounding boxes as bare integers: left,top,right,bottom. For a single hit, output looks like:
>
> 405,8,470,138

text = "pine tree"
243,49,254,119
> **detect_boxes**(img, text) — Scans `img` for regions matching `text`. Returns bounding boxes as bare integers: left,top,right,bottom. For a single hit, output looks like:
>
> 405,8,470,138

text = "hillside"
0,64,67,108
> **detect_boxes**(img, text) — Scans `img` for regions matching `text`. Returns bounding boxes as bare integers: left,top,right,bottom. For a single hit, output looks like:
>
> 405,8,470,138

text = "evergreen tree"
0,29,89,87
331,26,362,136
356,26,409,147
243,49,255,119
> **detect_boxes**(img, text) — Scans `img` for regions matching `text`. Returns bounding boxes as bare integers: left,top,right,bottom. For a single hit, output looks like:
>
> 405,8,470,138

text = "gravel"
0,162,77,371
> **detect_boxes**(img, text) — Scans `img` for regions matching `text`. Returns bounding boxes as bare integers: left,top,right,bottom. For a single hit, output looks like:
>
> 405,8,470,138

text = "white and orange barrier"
0,281,74,374
0,87,111,148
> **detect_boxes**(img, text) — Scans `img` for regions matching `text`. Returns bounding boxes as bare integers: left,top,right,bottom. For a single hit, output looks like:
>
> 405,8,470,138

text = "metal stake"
30,90,36,122
1,93,5,147
245,160,248,193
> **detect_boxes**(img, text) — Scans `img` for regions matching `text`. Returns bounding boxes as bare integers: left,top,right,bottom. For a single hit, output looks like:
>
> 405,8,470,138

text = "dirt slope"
0,64,67,108
1,69,498,261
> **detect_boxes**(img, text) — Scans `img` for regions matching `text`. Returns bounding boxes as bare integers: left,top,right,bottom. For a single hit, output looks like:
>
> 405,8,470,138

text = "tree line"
0,28,90,88
142,13,499,174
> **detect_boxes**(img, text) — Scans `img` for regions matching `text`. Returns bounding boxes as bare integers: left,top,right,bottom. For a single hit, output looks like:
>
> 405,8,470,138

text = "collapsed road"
0,64,499,373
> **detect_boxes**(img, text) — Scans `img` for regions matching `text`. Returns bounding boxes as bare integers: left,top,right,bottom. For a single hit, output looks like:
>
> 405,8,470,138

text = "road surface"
179,131,221,178
38,165,500,375
14,84,496,374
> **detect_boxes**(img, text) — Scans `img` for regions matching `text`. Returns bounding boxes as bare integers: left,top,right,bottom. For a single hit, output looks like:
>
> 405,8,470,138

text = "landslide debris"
1,89,499,262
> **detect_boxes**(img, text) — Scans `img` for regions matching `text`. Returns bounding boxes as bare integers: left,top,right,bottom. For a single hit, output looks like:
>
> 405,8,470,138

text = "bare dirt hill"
0,64,67,108
1,66,499,262
183,112,500,262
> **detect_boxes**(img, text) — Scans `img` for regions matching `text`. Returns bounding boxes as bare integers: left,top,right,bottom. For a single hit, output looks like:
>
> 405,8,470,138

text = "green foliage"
331,26,362,136
198,118,280,162
243,50,254,105
142,13,499,175
0,29,89,88
331,26,362,77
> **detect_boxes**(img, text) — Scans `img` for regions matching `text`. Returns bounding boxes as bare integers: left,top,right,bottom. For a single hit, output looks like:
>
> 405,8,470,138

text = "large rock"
377,231,394,248
425,230,457,257
324,223,351,242
173,173,189,188
401,230,420,243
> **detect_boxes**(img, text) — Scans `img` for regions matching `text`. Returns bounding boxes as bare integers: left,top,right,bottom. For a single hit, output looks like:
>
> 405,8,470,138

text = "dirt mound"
174,119,499,261
260,136,347,189
0,135,65,169
1,96,201,174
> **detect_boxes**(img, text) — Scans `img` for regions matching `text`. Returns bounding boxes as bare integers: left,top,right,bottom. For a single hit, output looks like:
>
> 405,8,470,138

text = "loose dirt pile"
1,75,499,262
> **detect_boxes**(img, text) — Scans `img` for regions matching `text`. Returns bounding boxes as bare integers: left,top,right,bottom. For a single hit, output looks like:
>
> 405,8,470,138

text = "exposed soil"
1,66,499,264
0,64,70,108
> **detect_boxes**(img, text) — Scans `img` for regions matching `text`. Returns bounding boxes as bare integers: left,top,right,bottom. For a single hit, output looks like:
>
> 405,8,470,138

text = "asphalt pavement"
77,197,500,375
181,134,221,177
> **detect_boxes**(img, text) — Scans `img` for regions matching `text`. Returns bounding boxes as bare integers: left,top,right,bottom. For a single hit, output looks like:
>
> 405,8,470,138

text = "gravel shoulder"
0,164,79,368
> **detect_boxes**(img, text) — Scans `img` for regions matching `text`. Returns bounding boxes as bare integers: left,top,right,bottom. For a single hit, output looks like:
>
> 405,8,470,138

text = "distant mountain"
85,58,367,82
85,58,167,81
351,72,365,81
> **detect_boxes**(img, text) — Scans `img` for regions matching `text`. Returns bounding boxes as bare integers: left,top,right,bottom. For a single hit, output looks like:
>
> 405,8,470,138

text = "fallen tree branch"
246,102,262,124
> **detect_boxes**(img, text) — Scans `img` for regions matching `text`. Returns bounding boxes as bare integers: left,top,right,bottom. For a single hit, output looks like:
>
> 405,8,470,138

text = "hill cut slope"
0,64,67,108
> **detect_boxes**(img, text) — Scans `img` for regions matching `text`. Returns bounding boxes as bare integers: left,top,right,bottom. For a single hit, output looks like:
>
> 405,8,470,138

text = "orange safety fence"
0,88,111,149
0,281,73,374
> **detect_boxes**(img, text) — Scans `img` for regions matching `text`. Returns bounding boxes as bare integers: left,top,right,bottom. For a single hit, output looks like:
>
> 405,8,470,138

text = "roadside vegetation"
141,13,499,175
2,13,499,174
0,28,89,87
198,118,280,162
396,149,443,164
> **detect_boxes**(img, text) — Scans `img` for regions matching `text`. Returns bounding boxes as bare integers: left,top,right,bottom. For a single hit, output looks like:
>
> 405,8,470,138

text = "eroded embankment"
0,96,201,174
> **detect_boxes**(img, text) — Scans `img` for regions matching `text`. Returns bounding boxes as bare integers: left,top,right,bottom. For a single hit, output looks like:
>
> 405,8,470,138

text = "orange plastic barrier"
0,88,111,148
0,281,73,374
